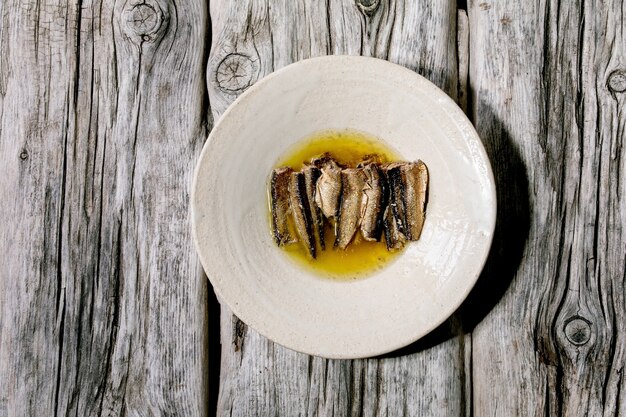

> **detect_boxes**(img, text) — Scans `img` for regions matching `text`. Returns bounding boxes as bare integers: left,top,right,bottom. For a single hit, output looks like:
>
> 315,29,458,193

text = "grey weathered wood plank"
457,9,469,114
468,0,625,415
207,1,467,416
0,0,210,415
457,10,471,417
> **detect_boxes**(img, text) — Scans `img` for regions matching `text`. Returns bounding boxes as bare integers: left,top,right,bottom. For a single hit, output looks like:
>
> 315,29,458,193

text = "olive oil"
273,129,404,280
277,130,400,170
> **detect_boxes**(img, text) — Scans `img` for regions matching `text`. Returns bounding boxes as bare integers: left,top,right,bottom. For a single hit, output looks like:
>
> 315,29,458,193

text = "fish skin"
313,155,343,220
288,171,317,258
359,162,388,241
403,160,429,241
381,161,429,246
382,204,407,250
302,164,325,250
384,162,409,239
270,167,295,246
335,168,367,249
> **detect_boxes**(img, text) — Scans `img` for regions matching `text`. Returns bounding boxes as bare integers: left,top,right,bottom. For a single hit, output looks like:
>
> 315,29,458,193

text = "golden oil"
272,129,404,280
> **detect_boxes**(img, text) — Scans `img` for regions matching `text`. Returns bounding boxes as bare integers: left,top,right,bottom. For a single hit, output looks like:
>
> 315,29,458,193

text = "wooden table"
1,0,624,415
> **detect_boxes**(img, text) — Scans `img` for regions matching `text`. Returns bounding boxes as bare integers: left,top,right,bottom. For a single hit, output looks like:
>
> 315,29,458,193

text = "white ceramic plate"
192,56,496,359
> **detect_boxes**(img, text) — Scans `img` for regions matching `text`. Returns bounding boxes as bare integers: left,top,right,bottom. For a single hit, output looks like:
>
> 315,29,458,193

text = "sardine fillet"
382,204,407,250
270,167,295,246
385,163,409,239
335,168,366,249
404,160,428,240
382,161,429,242
314,155,343,219
359,163,388,242
302,165,325,250
289,172,317,258
381,163,407,250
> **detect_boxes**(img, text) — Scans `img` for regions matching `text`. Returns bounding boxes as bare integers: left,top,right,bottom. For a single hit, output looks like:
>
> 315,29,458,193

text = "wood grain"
468,0,625,415
1,0,623,415
0,0,210,415
207,1,468,416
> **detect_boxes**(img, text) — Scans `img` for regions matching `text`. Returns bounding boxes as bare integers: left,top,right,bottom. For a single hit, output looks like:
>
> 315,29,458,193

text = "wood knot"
355,0,381,16
563,316,592,346
19,149,28,160
216,53,256,94
122,0,165,42
608,70,626,93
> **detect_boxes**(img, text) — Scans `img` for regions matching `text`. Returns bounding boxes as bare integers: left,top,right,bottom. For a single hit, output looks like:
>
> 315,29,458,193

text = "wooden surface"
469,1,626,415
0,0,624,416
0,0,210,415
